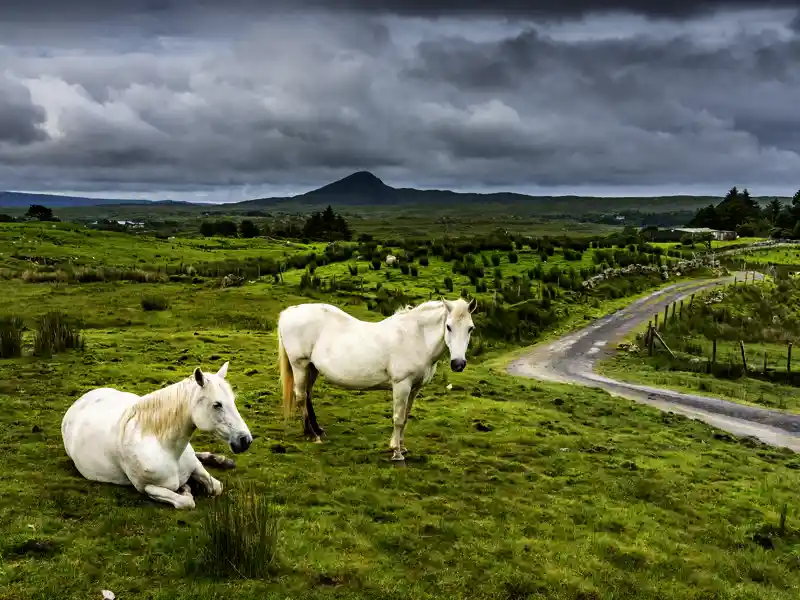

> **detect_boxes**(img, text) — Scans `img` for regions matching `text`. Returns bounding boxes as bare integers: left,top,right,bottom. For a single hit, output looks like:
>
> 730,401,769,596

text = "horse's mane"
123,378,194,439
392,298,471,320
393,300,445,316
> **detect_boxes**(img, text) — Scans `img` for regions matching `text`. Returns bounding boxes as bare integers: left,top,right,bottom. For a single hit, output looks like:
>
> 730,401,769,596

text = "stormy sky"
1,1,799,201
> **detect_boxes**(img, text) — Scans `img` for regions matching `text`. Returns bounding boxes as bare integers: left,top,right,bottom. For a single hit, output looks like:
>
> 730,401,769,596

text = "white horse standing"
61,362,253,509
277,298,476,461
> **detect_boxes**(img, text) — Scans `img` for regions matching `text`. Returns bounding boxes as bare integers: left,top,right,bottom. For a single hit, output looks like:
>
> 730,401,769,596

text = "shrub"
444,276,454,292
419,256,429,267
0,315,24,358
410,265,419,277
508,251,519,264
141,295,170,312
34,311,84,356
491,255,501,267
189,480,280,579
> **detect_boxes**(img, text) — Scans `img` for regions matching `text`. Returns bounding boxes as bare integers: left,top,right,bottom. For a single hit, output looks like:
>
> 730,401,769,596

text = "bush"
410,265,419,277
0,315,24,358
189,480,280,579
444,276,454,292
419,256,429,267
33,311,84,356
508,251,519,264
141,295,170,311
491,255,501,267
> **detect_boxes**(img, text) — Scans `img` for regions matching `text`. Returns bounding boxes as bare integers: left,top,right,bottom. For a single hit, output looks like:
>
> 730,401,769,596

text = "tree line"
200,205,352,242
689,187,800,238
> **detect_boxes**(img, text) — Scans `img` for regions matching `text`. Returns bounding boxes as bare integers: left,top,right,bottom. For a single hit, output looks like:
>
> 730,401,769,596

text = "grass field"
729,247,800,266
2,223,800,599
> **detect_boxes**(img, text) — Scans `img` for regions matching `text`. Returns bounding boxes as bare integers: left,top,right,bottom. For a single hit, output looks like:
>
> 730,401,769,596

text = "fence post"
654,314,659,330
739,340,748,374
690,293,695,307
712,339,717,365
679,299,683,319
648,324,655,356
664,304,669,325
763,351,768,373
789,342,793,373
671,302,676,321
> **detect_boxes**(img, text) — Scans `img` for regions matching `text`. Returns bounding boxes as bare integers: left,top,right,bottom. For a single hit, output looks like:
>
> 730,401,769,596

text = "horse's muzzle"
230,433,253,454
450,358,467,372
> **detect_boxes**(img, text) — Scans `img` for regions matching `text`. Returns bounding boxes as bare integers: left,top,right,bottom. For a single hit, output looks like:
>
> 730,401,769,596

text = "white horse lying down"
278,298,475,461
61,362,253,509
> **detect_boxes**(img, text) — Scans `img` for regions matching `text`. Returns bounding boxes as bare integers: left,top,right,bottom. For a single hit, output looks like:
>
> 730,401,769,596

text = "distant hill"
0,191,152,209
0,191,192,209
4,172,774,214
235,171,725,212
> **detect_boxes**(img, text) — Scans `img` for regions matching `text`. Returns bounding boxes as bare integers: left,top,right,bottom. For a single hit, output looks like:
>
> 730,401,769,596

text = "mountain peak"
304,171,393,199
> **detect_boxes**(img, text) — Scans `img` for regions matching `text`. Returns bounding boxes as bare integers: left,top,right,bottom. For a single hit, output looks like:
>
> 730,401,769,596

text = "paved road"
507,273,800,452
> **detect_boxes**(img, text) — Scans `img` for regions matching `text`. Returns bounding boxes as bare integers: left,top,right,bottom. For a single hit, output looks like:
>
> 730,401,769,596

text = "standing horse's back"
278,303,350,354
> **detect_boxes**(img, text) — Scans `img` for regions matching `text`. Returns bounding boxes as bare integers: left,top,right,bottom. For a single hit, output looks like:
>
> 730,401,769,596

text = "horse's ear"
469,298,478,313
442,298,454,312
217,361,229,379
194,368,205,387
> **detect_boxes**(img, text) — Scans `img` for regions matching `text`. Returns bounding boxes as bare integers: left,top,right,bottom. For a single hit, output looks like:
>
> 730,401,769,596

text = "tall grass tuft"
141,295,170,311
0,315,24,358
33,311,84,356
190,480,280,579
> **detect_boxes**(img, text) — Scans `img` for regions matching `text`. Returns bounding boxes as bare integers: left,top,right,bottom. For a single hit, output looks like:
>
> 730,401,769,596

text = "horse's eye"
212,402,223,410
446,324,452,332
468,326,474,333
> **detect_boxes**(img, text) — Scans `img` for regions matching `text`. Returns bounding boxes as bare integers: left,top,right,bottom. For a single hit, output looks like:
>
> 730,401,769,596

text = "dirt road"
507,273,800,451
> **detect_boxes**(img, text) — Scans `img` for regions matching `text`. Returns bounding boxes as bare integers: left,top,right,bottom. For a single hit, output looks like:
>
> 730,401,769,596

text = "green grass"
732,247,800,266
0,221,323,274
2,225,800,598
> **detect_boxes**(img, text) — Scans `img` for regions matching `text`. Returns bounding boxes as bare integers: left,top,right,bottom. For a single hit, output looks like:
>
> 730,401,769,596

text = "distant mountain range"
0,171,738,209
0,191,166,209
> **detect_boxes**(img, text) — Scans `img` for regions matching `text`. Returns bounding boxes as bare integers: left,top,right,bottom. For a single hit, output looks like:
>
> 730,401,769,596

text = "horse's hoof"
390,450,405,461
313,436,323,444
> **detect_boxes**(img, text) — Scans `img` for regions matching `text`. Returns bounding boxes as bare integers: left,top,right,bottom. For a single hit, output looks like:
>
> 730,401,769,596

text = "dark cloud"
0,5,798,199
0,0,797,19
0,75,49,145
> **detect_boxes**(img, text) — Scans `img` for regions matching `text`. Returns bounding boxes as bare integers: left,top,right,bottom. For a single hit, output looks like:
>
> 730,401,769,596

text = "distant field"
0,222,322,273
731,247,800,266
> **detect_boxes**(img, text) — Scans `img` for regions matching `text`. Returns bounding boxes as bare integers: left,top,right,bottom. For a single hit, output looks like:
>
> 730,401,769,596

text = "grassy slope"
1,229,800,599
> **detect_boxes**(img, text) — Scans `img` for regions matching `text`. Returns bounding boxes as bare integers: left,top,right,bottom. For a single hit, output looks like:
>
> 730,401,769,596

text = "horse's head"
191,362,253,454
442,298,476,372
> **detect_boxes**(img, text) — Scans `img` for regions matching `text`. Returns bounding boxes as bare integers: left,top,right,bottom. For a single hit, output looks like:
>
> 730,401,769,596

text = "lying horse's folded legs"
144,484,196,509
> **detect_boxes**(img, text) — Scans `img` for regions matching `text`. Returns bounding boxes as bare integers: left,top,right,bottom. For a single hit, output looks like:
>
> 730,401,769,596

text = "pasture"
1,222,800,599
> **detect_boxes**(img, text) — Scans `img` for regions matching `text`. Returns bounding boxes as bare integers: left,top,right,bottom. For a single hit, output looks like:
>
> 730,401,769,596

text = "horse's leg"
291,360,317,442
305,363,324,441
188,455,223,496
399,385,421,455
389,379,412,461
143,484,196,509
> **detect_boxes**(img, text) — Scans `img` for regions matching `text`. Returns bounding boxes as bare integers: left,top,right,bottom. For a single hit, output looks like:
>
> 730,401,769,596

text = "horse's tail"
195,451,236,469
278,328,295,419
